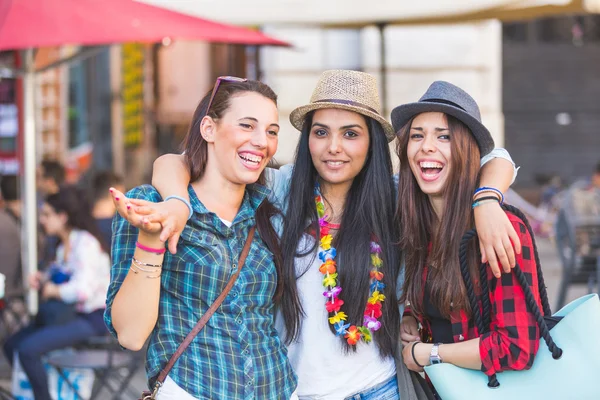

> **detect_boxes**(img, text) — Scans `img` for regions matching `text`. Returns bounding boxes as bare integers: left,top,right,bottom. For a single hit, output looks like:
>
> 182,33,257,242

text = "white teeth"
326,161,344,166
240,153,263,164
420,161,443,169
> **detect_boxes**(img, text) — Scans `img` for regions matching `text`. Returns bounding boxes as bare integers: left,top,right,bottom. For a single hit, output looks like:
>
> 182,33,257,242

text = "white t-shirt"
159,376,299,399
276,235,395,399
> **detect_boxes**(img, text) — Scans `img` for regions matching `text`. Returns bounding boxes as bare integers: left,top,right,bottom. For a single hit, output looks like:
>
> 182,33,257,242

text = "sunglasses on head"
205,76,248,117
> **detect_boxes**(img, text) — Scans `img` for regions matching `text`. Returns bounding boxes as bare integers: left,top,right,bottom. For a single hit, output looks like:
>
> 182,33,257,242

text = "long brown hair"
181,80,285,301
396,114,481,318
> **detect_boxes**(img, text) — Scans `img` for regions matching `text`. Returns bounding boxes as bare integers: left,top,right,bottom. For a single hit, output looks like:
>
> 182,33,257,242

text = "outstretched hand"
109,188,187,254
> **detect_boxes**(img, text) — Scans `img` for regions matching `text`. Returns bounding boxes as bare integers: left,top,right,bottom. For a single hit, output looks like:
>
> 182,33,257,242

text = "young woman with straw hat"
119,70,518,399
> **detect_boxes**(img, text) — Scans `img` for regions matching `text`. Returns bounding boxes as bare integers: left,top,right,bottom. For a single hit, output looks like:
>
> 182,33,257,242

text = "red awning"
0,0,289,51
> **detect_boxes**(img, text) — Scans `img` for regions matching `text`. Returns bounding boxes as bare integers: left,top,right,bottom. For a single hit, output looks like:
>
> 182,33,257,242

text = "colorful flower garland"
315,185,385,345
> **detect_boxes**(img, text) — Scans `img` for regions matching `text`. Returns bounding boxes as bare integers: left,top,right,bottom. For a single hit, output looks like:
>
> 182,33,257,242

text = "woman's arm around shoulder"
479,211,542,376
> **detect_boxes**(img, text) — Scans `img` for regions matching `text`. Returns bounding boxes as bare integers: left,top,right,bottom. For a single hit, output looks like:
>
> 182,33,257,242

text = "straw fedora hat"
289,70,395,141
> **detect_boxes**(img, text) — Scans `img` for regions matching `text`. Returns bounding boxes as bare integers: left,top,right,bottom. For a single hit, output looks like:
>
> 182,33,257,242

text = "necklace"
315,184,385,345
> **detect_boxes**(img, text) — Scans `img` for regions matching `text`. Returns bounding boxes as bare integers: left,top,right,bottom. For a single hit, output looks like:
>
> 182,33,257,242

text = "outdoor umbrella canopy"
0,0,290,49
0,0,289,314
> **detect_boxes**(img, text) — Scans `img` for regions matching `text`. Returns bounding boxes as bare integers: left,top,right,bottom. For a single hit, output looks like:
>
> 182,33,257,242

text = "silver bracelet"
132,257,162,268
129,266,161,279
164,195,193,220
132,258,162,273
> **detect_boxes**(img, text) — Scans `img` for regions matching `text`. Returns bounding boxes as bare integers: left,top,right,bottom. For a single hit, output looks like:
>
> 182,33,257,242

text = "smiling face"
308,108,370,193
203,91,279,185
407,112,452,201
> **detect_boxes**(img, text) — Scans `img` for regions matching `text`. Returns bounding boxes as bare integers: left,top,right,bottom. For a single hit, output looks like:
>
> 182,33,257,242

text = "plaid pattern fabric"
105,184,296,399
405,212,542,376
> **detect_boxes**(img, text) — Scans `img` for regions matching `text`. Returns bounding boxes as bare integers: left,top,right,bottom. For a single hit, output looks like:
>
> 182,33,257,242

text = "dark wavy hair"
279,111,400,357
396,114,481,318
181,80,284,300
46,185,109,254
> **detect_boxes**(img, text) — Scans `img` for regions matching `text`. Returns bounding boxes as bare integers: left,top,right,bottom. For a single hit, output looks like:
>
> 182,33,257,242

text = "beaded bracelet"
165,195,193,220
473,186,504,204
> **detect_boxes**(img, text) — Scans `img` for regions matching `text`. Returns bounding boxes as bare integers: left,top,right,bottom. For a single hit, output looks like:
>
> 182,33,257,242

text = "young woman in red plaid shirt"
393,82,543,387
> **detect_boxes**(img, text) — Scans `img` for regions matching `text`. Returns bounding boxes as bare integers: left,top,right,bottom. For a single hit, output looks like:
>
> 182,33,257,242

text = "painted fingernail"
115,197,120,201
127,205,131,210
109,189,114,193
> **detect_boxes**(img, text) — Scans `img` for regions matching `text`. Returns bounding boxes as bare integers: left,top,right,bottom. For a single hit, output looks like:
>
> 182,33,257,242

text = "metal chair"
0,292,29,345
0,292,28,400
45,335,143,400
554,181,600,309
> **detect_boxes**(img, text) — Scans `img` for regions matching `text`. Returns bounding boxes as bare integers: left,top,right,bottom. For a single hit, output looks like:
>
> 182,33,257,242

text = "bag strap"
458,205,562,389
151,226,256,394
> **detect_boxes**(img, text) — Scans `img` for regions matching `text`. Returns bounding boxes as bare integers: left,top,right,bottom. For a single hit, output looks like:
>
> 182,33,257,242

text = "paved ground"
0,237,592,398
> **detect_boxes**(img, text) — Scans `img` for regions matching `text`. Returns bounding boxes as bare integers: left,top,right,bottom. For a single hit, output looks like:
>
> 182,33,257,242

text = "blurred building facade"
2,13,598,191
259,21,503,165
502,15,600,187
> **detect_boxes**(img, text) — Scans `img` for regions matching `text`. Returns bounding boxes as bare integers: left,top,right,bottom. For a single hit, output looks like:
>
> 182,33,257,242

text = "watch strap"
429,342,443,365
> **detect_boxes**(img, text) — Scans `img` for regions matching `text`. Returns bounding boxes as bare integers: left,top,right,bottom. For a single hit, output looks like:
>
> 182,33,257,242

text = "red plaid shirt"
405,212,542,376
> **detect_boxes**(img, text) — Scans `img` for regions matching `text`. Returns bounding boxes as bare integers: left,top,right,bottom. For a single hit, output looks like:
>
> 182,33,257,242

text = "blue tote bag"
425,205,600,399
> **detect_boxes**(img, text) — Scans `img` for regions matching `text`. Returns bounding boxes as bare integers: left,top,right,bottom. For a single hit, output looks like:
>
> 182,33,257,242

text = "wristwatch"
429,343,443,365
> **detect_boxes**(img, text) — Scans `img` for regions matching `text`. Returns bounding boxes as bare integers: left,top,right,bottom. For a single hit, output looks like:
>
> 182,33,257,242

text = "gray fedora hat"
390,81,494,156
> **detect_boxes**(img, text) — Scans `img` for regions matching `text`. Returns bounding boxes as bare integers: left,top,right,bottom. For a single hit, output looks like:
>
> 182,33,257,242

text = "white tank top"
276,234,395,399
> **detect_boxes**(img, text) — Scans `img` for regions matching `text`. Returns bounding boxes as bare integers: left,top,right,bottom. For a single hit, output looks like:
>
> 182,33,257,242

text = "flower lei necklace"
315,184,385,345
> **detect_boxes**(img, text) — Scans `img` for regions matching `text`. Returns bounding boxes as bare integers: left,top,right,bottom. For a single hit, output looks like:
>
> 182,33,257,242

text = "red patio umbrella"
0,0,289,49
0,0,289,313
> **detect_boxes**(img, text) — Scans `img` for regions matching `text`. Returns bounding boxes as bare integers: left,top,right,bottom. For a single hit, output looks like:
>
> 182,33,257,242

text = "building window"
503,22,528,43
0,51,18,170
210,44,247,80
583,15,600,42
537,17,574,43
68,60,89,149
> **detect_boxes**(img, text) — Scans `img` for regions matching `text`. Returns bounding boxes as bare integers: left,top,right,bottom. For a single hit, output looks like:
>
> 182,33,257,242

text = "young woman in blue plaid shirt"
130,71,519,399
106,79,297,399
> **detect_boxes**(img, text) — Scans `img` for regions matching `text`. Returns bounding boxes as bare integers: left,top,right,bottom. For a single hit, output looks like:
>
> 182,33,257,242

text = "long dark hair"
46,185,109,254
280,111,400,357
396,114,481,318
181,80,284,301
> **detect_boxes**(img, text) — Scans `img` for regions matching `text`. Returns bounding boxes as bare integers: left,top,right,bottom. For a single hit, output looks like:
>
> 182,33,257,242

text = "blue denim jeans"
3,311,106,400
344,375,400,400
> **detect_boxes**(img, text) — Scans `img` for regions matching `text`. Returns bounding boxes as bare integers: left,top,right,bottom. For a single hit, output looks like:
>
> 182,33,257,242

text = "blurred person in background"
3,186,110,400
0,175,22,296
37,160,67,267
36,160,65,198
91,171,125,248
592,161,600,190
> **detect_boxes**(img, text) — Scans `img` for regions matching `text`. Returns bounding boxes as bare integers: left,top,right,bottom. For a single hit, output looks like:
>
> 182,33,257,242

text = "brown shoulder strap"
154,226,256,388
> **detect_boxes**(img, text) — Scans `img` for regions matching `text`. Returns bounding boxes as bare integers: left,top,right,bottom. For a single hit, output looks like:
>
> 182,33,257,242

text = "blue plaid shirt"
105,184,296,399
